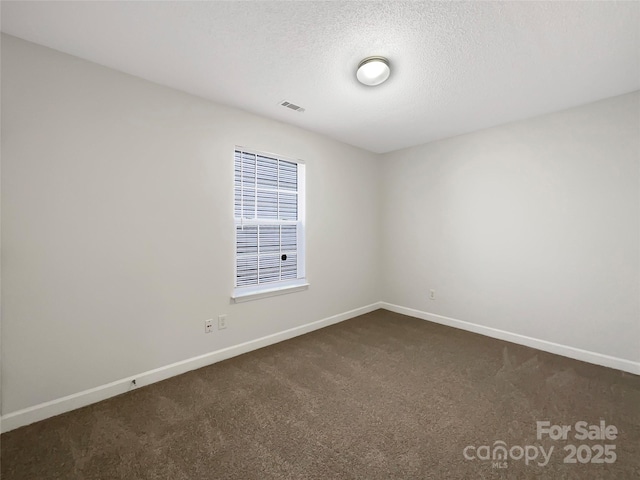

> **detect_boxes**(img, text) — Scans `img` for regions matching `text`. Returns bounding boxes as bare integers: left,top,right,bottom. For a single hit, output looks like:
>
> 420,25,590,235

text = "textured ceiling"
2,1,639,153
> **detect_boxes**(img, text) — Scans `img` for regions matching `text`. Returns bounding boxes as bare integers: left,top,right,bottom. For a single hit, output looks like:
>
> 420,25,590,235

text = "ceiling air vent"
280,100,305,113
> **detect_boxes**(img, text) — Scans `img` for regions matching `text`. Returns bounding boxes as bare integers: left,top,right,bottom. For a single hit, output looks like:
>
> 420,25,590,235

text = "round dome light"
356,57,390,86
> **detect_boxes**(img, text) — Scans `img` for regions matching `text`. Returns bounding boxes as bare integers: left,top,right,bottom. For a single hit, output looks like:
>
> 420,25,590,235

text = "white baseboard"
0,302,382,434
4,301,637,433
380,302,640,376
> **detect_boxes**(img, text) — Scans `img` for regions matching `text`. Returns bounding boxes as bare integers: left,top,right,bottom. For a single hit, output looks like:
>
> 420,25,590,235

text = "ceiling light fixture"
356,56,390,86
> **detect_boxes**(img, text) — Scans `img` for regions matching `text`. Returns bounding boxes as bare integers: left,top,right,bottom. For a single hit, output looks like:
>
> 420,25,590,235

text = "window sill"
231,281,309,303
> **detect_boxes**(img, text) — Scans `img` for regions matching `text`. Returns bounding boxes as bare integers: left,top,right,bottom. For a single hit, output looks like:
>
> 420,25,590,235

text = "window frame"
231,147,308,303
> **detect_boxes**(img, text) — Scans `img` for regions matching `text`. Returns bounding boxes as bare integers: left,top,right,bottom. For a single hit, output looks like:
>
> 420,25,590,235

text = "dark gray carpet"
2,309,639,479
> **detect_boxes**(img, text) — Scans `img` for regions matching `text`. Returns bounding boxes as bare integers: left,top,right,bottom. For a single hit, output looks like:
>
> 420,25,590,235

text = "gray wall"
1,35,381,414
381,91,640,364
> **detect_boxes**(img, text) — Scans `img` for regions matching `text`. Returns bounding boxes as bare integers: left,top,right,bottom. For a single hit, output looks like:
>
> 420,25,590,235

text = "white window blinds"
234,149,305,292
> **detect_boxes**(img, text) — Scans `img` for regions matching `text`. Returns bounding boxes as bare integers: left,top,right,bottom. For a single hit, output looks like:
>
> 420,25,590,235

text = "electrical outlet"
205,319,213,333
218,314,227,330
429,289,436,300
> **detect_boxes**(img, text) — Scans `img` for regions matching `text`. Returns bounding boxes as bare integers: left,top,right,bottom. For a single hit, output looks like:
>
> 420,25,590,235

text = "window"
232,148,307,302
